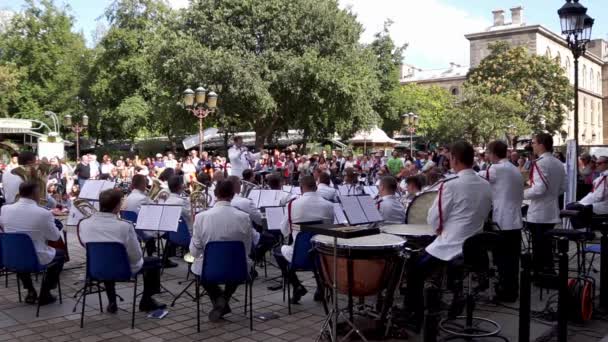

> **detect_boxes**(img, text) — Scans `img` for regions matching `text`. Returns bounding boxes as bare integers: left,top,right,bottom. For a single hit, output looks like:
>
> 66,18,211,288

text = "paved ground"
0,227,607,342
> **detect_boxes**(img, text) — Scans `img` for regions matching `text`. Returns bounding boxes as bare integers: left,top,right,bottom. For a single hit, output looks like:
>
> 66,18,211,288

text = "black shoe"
290,286,308,304
209,297,227,322
38,294,57,306
162,260,179,268
221,301,232,317
448,294,465,319
313,289,323,302
25,290,37,304
107,302,118,314
139,298,166,312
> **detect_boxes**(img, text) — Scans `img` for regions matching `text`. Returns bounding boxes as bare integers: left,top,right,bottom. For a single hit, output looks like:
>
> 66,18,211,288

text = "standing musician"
578,155,608,214
524,133,566,276
403,141,492,330
0,182,65,305
124,174,156,256
228,136,261,179
478,140,524,302
376,176,406,224
189,180,253,322
275,175,334,304
79,189,165,313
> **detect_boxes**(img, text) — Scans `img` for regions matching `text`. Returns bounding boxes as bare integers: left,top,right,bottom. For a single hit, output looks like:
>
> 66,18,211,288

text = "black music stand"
301,223,379,342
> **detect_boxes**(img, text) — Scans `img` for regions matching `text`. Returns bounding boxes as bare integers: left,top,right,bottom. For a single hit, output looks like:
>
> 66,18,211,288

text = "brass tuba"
11,162,51,206
149,179,169,202
190,184,211,221
240,180,258,198
73,198,97,218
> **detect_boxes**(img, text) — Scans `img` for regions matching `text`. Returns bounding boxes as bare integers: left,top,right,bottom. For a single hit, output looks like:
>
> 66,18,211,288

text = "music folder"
79,180,116,201
265,206,285,231
135,204,182,232
338,195,384,225
333,203,348,225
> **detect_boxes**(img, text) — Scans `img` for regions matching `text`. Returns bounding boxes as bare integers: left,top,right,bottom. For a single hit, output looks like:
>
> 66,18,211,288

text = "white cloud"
339,0,490,69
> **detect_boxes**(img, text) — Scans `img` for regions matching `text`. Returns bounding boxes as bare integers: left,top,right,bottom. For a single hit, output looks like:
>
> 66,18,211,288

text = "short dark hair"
226,175,241,193
242,169,254,181
99,189,123,213
266,174,282,190
158,168,175,182
380,176,398,193
318,172,331,186
406,175,423,190
487,140,508,159
18,151,36,166
214,180,235,201
18,182,39,199
196,172,211,186
168,175,183,193
132,174,147,190
233,136,243,142
450,141,475,167
300,175,317,192
534,132,554,152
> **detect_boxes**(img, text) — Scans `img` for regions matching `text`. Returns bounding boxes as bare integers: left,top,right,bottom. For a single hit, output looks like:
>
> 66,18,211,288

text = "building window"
583,65,587,89
545,47,552,58
583,98,588,123
450,87,459,96
591,100,595,124
599,103,603,126
565,57,571,80
590,68,594,92
598,72,602,93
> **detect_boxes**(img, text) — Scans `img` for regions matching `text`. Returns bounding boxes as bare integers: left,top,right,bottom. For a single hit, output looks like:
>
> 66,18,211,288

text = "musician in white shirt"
228,136,260,178
80,189,165,313
376,176,406,224
227,176,262,245
404,141,492,329
123,174,156,255
524,133,566,275
2,151,37,204
478,140,524,302
276,176,333,303
0,182,64,305
402,175,423,210
189,180,252,322
316,172,338,202
579,156,608,214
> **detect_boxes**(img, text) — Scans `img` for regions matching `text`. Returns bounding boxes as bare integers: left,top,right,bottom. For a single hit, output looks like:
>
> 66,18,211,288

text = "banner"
182,128,219,150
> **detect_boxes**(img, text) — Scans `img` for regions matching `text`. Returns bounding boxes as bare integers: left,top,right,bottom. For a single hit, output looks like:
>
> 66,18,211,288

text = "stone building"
402,6,608,145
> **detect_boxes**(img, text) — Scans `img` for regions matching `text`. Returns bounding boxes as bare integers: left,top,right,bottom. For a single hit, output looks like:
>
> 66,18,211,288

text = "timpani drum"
382,224,436,250
312,234,405,297
406,191,437,224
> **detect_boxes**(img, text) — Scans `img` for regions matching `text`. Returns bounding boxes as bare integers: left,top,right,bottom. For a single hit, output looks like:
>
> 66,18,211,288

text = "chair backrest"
167,219,191,248
462,232,501,273
1,233,43,272
86,242,133,281
291,231,316,271
201,241,249,284
120,210,138,224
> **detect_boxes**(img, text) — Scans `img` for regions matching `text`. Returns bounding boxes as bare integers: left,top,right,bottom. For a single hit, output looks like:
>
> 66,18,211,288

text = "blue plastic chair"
283,231,316,314
584,244,601,274
81,242,140,329
196,241,253,332
120,210,152,242
1,233,63,317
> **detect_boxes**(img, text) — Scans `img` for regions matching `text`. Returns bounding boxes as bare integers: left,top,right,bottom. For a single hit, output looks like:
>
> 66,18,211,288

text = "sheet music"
79,180,115,200
358,196,384,223
136,205,163,230
364,186,379,197
158,206,182,232
100,180,115,193
333,203,348,224
282,185,293,193
292,187,301,195
339,196,367,225
258,190,280,208
265,207,285,231
247,189,261,207
337,185,350,197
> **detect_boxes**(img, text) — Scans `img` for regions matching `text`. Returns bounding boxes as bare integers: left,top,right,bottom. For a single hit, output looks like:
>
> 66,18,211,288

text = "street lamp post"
401,112,419,159
558,0,594,153
183,86,218,155
64,114,88,160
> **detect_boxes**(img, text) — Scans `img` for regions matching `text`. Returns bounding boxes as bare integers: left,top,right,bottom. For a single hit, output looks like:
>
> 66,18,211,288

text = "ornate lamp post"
183,86,218,155
401,112,419,159
64,114,88,160
506,124,517,150
558,0,594,153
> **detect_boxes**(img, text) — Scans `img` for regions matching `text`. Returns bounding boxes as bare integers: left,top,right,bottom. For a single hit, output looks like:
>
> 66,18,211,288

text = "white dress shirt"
426,169,492,261
0,198,61,265
280,192,334,262
2,169,22,204
580,170,608,214
377,194,406,224
189,201,253,275
124,189,151,214
160,192,192,230
231,195,262,245
478,159,524,230
79,212,143,274
228,145,260,179
317,183,338,202
100,162,115,175
524,152,566,224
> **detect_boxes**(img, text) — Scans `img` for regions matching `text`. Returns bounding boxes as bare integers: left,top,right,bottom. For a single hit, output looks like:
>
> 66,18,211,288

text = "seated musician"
403,141,492,330
162,175,192,230
266,173,293,206
316,172,338,202
226,176,262,243
3,151,36,205
189,180,253,322
124,174,155,256
402,175,423,209
0,182,65,305
275,176,334,303
576,155,608,216
80,189,165,313
376,176,406,224
242,169,257,185
343,168,365,195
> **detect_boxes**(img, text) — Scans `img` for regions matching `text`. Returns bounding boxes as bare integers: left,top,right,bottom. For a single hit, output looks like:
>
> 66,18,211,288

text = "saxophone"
11,162,51,206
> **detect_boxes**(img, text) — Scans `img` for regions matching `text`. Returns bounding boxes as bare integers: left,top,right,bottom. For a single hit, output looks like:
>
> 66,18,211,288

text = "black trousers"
403,252,447,320
528,223,555,273
273,247,302,289
494,229,521,299
201,283,239,304
104,257,161,304
18,249,65,295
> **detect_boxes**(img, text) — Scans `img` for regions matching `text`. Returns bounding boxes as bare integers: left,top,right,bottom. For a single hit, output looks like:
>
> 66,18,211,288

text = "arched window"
590,68,594,92
565,57,571,80
583,98,588,123
545,47,552,58
583,65,587,88
556,51,561,65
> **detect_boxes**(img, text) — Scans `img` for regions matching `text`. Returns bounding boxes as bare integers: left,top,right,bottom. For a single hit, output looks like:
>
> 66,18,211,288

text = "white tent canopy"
349,126,399,145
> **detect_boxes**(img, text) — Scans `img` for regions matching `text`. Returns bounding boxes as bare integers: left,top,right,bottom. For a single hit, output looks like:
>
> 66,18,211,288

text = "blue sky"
2,0,607,69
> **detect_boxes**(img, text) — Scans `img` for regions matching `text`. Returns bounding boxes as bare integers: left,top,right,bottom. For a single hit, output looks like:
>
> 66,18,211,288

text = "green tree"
466,41,573,134
0,0,89,122
0,63,22,116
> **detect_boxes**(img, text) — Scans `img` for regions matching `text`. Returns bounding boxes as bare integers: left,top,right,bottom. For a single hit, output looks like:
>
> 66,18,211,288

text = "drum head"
382,224,435,237
312,233,405,250
406,191,437,224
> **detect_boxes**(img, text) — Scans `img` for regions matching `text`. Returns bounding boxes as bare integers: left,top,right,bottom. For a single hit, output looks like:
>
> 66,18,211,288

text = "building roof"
349,126,399,145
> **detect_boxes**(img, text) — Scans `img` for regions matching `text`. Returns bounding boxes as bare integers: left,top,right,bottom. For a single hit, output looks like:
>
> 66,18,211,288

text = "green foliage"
466,41,573,134
0,63,22,116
